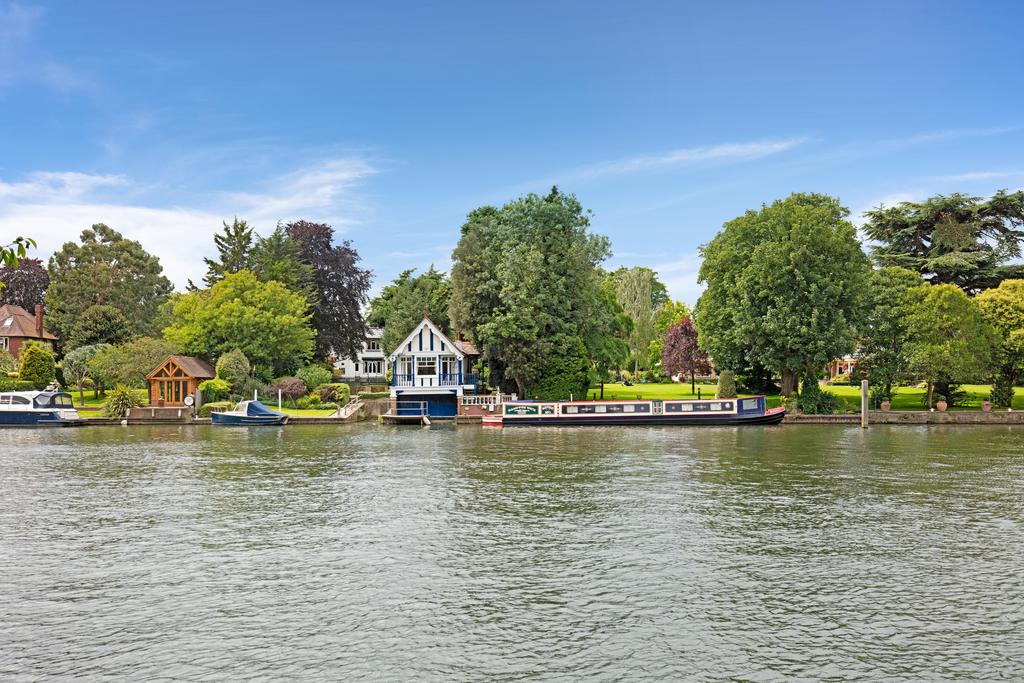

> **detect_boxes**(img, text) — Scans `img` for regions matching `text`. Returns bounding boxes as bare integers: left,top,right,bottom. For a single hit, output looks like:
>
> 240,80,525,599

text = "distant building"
333,327,386,382
0,304,58,356
388,318,480,417
826,354,861,381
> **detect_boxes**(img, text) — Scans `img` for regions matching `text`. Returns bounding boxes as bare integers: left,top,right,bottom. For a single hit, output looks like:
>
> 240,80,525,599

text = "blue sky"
1,1,1023,304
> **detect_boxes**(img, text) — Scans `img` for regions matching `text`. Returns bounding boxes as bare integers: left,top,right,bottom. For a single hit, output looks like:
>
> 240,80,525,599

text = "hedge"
199,401,234,417
0,377,37,391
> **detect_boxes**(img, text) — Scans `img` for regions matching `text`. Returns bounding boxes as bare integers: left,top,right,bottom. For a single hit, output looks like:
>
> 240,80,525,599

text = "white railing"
335,397,363,419
461,393,517,407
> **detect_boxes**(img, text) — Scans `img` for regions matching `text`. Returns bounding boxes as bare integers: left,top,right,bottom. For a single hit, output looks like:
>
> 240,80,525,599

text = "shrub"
271,377,307,401
215,349,251,393
67,304,132,350
716,370,737,399
318,382,351,404
199,401,234,417
991,370,1015,408
0,348,16,373
530,336,590,400
199,378,231,402
357,391,389,400
296,364,333,391
104,385,143,418
0,377,35,391
796,375,838,414
18,344,56,390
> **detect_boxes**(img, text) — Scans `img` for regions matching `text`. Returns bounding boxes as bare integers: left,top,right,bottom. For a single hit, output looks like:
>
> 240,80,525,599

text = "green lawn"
588,382,1024,411
279,407,338,417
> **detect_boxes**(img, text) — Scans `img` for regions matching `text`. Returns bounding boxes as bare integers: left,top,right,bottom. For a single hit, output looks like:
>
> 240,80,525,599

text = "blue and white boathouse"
388,318,479,417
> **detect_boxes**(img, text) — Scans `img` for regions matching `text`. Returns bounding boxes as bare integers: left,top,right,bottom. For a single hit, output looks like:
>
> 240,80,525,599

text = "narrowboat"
0,390,82,426
491,395,785,426
210,400,289,426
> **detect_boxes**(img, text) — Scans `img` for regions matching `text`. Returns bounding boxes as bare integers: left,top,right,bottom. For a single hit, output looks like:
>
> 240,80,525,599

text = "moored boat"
495,395,784,426
0,390,82,426
210,400,289,426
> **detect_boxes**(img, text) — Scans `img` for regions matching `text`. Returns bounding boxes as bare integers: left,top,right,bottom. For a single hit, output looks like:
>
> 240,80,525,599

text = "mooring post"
861,379,869,429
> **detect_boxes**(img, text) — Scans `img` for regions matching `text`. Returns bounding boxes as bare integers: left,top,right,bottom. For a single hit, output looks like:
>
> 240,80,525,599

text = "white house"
334,327,386,382
388,318,480,417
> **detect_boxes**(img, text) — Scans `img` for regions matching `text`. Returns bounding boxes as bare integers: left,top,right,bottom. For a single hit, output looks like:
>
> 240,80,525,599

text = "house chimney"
34,304,43,338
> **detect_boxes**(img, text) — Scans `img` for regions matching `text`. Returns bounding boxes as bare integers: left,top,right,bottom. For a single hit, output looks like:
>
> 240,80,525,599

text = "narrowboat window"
723,402,733,410
565,405,578,414
741,398,759,410
606,404,623,413
595,405,606,413
624,404,635,413
416,357,436,375
710,402,722,411
680,403,693,412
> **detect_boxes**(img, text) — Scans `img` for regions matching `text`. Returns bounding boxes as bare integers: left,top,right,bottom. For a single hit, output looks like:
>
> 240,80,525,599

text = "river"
2,424,1022,680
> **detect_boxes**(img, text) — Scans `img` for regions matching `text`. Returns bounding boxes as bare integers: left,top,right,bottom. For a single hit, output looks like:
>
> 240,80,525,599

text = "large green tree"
66,304,132,351
584,285,632,398
647,299,690,371
449,187,611,398
696,193,871,396
862,191,1024,294
164,269,314,375
608,266,667,374
201,218,254,288
250,226,314,294
367,267,452,353
46,224,173,339
976,279,1024,407
88,337,179,391
906,284,996,407
858,267,925,404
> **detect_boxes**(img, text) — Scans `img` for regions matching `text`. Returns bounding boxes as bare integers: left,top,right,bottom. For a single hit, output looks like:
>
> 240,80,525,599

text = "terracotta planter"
981,401,992,412
157,397,165,408
936,400,948,412
880,400,891,412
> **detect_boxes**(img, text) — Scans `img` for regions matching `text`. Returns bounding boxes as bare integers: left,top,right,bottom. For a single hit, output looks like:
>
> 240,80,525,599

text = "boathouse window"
417,357,436,375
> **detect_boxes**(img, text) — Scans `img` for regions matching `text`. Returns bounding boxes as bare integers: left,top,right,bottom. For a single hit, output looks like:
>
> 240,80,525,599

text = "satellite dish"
184,395,195,407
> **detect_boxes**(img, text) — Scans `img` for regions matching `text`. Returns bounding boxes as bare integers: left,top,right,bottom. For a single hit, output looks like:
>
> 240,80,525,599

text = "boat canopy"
245,400,284,417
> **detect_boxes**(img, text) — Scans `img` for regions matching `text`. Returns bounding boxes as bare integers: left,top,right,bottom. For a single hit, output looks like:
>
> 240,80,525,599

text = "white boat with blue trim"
0,390,82,426
485,395,785,426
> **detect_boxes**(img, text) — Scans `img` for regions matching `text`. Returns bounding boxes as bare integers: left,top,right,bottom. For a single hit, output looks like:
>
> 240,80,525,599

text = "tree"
164,270,314,375
215,348,252,394
608,267,667,374
0,257,48,311
46,224,173,339
0,236,36,293
862,191,1024,294
858,267,924,405
906,284,997,407
66,304,132,350
976,279,1024,407
18,344,56,389
449,187,611,397
584,286,632,398
696,193,871,396
284,221,371,361
250,226,314,294
648,300,691,370
661,316,712,393
62,343,111,400
202,218,254,288
88,337,179,391
367,267,452,353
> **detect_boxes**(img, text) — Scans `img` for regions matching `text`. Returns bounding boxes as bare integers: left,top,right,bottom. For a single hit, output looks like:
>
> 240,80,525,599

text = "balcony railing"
391,372,478,388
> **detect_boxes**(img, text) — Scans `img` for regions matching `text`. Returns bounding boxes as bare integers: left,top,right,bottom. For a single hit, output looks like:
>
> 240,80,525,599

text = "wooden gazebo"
147,355,216,406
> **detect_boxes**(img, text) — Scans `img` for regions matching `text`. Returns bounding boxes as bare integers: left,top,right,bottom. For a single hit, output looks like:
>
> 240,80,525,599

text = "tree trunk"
79,385,84,401
926,380,933,409
780,369,798,397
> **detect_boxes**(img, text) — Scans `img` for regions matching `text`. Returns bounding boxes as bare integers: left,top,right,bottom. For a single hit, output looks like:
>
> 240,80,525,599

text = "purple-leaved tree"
661,316,712,393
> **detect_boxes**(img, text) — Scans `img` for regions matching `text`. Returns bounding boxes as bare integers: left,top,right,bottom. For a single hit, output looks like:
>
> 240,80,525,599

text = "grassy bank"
588,382,1024,411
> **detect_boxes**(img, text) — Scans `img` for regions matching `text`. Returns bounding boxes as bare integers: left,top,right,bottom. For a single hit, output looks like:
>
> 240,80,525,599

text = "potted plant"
880,400,891,412
981,400,992,412
936,399,948,412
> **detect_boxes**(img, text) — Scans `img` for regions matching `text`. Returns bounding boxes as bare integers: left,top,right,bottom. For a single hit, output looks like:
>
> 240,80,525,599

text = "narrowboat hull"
500,408,785,427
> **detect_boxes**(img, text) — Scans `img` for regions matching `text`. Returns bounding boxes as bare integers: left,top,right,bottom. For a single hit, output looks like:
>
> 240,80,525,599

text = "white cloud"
651,252,705,306
928,169,1024,183
0,157,376,289
567,138,809,181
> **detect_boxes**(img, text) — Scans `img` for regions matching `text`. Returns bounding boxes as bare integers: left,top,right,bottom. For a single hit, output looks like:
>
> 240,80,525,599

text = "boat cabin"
146,355,215,406
388,318,480,417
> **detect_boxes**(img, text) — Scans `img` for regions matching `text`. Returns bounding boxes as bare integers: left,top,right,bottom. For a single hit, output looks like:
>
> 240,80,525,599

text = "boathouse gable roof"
388,318,462,361
146,355,216,381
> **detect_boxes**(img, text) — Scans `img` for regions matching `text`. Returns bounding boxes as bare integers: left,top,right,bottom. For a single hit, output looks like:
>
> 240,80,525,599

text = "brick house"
0,304,58,356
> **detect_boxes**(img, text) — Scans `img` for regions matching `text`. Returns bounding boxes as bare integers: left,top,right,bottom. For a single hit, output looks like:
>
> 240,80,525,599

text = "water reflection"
1,424,1022,679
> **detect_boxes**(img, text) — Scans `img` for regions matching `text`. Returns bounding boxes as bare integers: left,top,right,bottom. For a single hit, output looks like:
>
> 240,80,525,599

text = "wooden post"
861,379,869,429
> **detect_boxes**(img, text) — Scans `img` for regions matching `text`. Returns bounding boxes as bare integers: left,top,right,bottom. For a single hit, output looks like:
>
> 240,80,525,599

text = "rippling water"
2,424,1023,680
